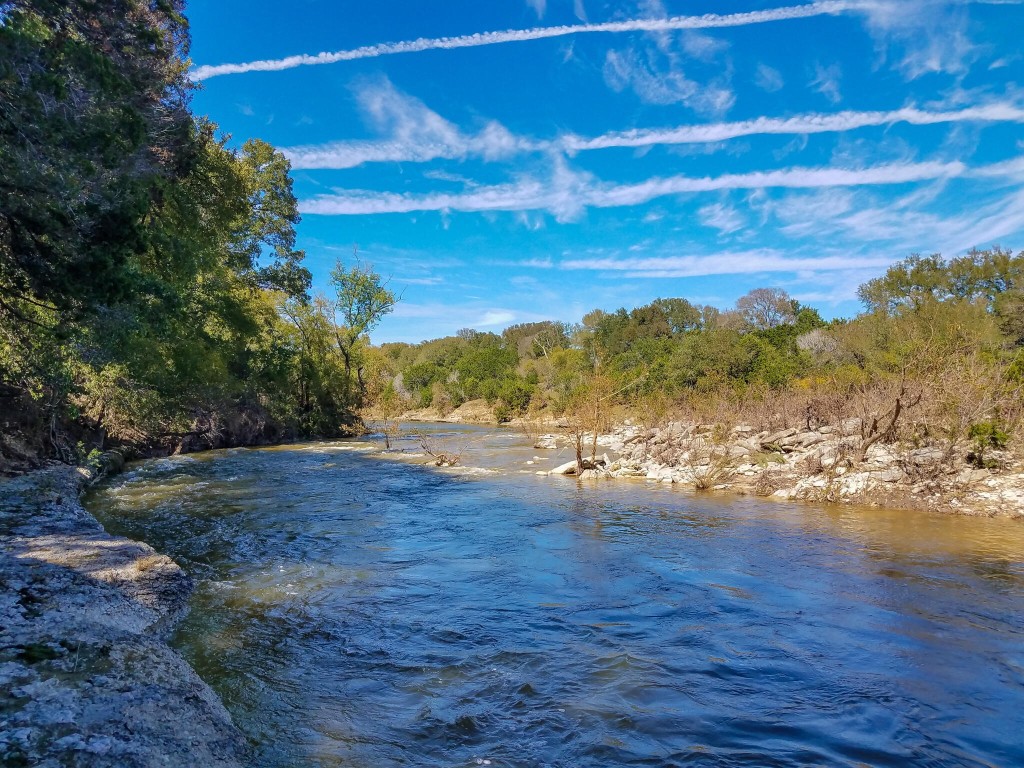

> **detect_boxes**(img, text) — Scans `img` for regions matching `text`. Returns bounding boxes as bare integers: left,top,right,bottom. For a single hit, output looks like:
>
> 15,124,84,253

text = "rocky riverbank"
0,464,250,766
537,420,1024,517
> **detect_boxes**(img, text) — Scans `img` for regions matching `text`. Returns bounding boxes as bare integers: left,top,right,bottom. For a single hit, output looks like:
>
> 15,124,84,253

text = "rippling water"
85,425,1024,767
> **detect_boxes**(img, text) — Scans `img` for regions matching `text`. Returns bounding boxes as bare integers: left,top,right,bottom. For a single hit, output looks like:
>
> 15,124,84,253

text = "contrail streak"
280,103,1024,170
564,104,1024,151
192,1,860,80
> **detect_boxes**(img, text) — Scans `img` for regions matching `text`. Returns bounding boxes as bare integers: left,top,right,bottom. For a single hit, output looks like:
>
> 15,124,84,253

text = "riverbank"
532,420,1024,518
0,464,250,766
377,403,1024,517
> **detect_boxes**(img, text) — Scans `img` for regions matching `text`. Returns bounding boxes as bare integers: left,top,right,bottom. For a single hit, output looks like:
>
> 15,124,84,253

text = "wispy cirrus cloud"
698,201,746,234
754,63,785,92
859,0,975,79
810,62,843,103
398,276,445,286
298,155,1022,219
600,0,736,114
557,250,896,277
191,1,866,80
281,77,538,169
302,156,595,221
389,303,544,338
765,178,1024,251
602,46,735,114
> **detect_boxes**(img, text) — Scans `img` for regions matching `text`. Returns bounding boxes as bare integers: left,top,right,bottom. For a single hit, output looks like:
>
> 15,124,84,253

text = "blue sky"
186,0,1024,343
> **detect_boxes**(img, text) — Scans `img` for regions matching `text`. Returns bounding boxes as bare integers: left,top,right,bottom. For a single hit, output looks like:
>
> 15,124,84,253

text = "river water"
85,425,1024,767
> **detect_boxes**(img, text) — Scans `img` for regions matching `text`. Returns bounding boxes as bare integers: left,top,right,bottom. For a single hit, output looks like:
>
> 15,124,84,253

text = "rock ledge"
1,464,250,767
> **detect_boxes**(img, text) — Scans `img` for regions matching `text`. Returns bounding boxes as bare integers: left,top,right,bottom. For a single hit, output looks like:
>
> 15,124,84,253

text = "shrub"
967,420,1010,469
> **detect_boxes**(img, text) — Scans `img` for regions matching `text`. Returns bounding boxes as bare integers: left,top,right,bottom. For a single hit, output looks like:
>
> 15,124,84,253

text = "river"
84,424,1024,767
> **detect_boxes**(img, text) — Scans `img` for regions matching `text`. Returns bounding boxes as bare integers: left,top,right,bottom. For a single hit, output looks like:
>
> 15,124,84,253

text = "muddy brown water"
85,424,1024,767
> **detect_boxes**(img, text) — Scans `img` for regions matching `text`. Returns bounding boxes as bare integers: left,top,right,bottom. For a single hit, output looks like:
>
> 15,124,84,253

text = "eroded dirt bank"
0,464,250,767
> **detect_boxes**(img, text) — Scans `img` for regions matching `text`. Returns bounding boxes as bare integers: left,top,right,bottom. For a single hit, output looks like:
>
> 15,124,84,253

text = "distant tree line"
367,248,1024,459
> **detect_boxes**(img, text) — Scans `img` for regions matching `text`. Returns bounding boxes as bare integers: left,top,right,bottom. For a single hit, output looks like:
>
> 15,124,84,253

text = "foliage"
0,1,387,467
967,421,1010,469
0,0,194,321
328,258,397,406
363,247,1022,474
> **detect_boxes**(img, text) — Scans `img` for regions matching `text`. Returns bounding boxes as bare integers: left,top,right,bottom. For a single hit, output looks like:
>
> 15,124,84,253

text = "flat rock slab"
0,465,250,767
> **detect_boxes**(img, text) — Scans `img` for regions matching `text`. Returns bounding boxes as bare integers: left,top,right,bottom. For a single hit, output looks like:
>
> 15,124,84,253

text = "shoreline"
531,421,1024,519
0,463,250,766
368,405,1024,518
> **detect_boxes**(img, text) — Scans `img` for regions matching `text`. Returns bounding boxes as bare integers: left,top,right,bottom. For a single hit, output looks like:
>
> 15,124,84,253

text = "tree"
329,257,397,404
649,297,703,335
736,288,795,330
231,139,311,297
858,253,952,314
0,0,195,324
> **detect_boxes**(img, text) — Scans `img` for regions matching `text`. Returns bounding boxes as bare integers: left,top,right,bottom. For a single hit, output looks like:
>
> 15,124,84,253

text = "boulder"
954,468,990,485
908,447,945,466
763,428,798,445
837,417,862,434
876,467,904,483
534,434,559,450
778,431,826,449
550,460,579,475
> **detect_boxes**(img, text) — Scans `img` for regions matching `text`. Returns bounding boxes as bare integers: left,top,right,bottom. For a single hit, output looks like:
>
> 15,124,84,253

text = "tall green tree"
0,0,194,323
329,259,397,404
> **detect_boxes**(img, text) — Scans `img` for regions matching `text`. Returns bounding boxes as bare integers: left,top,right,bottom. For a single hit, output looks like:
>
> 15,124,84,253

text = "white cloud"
680,31,729,62
698,202,745,234
478,310,518,326
604,48,705,108
303,156,594,221
298,154,1024,218
602,1,735,115
526,0,546,19
856,0,976,79
811,62,843,104
390,302,541,337
281,78,539,169
558,250,896,278
514,211,546,231
191,0,868,80
768,182,1024,252
990,54,1021,70
754,63,784,92
399,276,445,285
282,84,1024,169
504,257,554,268
563,102,1024,153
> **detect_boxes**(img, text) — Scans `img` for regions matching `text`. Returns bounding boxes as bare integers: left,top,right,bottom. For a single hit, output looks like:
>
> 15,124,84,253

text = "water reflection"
86,427,1024,767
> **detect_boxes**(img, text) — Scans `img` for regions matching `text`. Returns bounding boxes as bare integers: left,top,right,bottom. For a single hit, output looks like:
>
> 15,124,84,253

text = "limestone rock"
533,434,559,450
